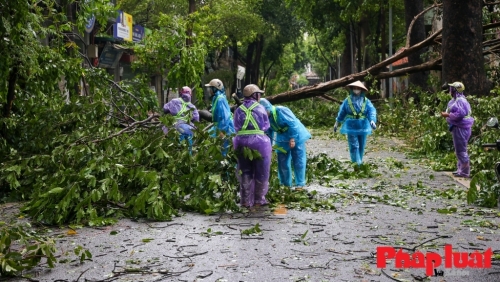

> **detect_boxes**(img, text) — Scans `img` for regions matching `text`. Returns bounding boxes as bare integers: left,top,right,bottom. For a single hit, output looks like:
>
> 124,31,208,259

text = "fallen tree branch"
106,78,144,109
319,95,342,104
375,58,442,79
90,114,160,144
164,251,208,259
266,16,500,104
266,27,443,104
405,3,442,49
380,269,406,282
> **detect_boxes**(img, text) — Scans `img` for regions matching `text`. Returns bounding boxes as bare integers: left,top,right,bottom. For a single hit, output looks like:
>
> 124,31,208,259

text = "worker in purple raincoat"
441,82,474,178
232,84,272,208
162,86,199,154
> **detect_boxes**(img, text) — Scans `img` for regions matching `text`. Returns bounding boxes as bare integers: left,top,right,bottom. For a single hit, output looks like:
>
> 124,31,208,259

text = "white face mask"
353,89,362,95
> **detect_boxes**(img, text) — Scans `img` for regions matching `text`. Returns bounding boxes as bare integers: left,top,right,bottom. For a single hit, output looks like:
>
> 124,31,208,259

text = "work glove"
448,124,454,132
370,121,377,130
333,122,339,133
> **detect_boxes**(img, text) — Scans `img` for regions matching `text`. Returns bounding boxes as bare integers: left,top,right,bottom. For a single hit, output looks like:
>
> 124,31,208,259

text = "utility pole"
350,22,354,74
388,4,393,106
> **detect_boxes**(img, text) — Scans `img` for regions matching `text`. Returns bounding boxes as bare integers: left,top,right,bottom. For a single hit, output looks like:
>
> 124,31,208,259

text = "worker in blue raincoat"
205,79,235,156
334,80,377,165
259,98,311,190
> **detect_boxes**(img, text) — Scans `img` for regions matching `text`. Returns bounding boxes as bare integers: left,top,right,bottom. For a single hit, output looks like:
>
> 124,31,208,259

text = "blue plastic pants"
179,134,193,155
347,134,368,165
276,141,307,187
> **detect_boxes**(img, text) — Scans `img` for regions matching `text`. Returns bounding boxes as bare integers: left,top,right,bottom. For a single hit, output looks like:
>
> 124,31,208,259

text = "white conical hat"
346,80,368,91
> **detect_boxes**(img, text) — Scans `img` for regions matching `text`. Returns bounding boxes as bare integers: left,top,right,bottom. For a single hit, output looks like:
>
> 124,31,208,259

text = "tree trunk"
442,0,490,96
359,16,371,71
404,0,428,93
380,4,387,62
244,42,255,86
380,4,389,94
251,35,264,84
4,66,18,118
340,30,352,77
231,40,238,94
186,0,196,46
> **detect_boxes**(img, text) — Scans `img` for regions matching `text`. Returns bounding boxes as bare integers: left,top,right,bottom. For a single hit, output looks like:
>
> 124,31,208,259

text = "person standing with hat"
334,80,377,166
441,82,474,178
162,86,199,154
233,84,272,208
205,79,235,156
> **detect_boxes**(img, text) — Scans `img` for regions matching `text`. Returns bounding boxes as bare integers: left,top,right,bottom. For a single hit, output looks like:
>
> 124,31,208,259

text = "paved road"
4,133,500,282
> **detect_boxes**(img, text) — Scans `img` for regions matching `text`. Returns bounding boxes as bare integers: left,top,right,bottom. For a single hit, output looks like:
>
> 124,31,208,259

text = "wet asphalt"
2,132,500,282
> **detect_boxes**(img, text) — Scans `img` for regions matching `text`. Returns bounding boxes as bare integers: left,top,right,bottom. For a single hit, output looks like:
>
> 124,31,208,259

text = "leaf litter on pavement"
4,134,500,282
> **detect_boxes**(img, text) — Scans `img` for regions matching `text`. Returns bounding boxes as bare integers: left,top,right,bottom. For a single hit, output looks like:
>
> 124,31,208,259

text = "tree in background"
404,0,428,93
442,0,490,96
241,0,303,87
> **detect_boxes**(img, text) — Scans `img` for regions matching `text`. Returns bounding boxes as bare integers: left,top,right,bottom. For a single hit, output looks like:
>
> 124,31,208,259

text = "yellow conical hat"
346,80,368,91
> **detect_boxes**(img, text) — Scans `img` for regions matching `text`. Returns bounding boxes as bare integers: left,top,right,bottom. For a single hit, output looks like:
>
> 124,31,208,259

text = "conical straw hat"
346,80,368,91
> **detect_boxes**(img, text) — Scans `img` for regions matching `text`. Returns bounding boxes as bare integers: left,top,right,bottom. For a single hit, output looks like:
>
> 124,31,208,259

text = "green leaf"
48,187,64,194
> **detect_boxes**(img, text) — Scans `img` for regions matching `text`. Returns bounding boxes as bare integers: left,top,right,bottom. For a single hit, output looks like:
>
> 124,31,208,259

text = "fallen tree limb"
319,95,342,104
266,13,500,105
405,3,441,49
266,28,443,104
90,114,160,144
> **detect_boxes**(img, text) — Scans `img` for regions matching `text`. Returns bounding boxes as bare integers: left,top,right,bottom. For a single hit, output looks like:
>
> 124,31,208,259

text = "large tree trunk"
442,0,490,96
244,42,255,86
404,0,428,93
4,66,18,118
380,5,389,94
186,0,196,46
359,16,371,71
251,35,264,84
340,30,352,77
231,39,238,95
380,4,386,62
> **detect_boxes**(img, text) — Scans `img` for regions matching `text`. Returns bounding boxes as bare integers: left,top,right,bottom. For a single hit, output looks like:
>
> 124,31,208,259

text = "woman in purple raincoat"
162,86,199,154
232,84,272,208
441,82,474,178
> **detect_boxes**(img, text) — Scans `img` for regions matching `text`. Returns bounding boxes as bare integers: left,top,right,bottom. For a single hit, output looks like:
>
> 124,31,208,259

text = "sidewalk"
5,135,499,282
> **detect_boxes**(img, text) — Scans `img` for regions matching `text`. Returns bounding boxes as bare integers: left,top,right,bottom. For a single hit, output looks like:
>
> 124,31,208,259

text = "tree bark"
4,66,18,118
251,35,264,84
442,0,491,96
359,16,371,70
244,42,255,86
231,40,238,95
340,30,352,77
186,0,196,46
404,0,428,92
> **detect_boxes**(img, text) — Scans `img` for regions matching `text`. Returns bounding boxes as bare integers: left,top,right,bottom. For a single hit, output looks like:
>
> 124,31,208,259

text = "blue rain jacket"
210,89,235,136
258,98,275,144
336,93,377,135
269,107,310,143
